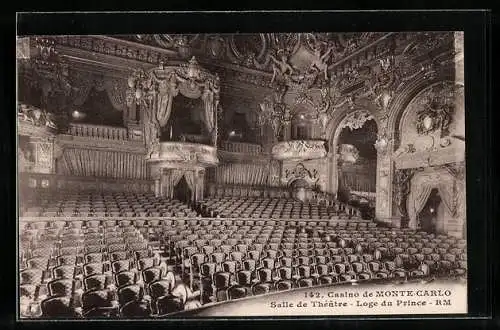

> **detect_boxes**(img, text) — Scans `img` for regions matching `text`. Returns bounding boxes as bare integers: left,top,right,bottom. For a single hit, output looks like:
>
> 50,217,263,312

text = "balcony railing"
221,141,263,154
68,123,129,140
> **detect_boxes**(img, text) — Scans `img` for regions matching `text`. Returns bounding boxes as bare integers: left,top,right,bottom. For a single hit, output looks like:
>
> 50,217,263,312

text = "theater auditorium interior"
17,32,466,318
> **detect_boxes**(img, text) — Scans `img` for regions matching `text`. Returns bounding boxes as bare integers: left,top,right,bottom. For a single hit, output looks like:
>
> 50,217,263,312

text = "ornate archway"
326,106,380,195
390,78,464,229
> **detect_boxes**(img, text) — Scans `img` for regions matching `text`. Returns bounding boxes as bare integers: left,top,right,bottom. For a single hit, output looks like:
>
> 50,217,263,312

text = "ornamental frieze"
283,163,319,183
272,140,327,161
147,142,219,168
40,33,453,94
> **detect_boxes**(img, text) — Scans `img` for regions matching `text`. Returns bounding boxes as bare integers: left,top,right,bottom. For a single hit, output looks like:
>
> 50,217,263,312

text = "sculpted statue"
310,43,335,81
45,112,57,128
18,104,34,124
393,169,415,218
269,51,294,84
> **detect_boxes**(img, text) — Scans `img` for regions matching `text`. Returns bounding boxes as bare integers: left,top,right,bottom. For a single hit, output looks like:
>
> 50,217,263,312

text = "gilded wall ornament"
340,110,374,131
272,140,327,161
18,103,57,129
415,82,457,137
284,163,319,182
269,49,295,85
309,41,335,81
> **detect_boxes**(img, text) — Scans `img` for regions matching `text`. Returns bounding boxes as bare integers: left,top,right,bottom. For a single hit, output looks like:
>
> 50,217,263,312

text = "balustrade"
68,123,129,140
221,141,263,154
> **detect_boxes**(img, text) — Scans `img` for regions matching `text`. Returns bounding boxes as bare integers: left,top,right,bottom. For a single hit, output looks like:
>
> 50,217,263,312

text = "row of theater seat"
22,192,199,218
21,190,361,221
160,221,467,304
199,196,357,219
19,223,189,318
19,217,467,318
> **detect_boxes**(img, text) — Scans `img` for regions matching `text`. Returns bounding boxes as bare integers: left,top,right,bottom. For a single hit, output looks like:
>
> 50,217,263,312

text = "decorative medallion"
415,82,457,137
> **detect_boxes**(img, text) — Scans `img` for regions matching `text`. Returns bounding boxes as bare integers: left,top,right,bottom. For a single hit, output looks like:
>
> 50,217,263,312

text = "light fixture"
299,114,305,120
72,110,86,120
430,207,435,213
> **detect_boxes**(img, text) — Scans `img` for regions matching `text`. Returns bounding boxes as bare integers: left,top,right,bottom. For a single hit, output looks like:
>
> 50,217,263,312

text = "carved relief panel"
30,139,54,174
395,81,464,155
281,159,328,191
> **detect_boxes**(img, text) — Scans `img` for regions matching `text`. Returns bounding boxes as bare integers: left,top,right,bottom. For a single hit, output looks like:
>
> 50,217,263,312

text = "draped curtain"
184,171,196,198
143,100,159,155
341,172,376,193
61,148,148,180
215,163,270,186
156,74,179,128
163,169,185,199
71,72,94,107
104,78,126,112
407,171,457,229
407,184,434,229
437,182,456,217
147,73,219,145
201,88,215,134
197,171,205,200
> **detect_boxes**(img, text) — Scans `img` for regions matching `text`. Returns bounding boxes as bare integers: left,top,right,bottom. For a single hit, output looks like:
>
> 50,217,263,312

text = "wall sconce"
374,135,389,154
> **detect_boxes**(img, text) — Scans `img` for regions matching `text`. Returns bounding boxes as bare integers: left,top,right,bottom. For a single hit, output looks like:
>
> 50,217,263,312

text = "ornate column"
326,153,337,196
151,167,162,197
196,169,205,201
375,137,395,225
268,159,281,187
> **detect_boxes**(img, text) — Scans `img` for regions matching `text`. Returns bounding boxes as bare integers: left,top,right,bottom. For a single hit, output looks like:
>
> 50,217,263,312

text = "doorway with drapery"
407,169,457,231
417,188,443,233
174,176,192,204
162,169,198,203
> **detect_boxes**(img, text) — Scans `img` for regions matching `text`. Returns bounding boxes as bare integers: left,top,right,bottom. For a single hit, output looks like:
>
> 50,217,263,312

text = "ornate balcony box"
147,142,219,169
271,140,327,161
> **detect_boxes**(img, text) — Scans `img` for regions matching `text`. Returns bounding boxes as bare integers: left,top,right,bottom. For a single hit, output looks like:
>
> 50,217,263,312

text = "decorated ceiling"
17,32,456,143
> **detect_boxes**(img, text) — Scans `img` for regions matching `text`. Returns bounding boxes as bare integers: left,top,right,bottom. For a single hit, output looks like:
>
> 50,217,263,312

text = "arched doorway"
335,115,378,216
417,188,442,233
174,175,192,204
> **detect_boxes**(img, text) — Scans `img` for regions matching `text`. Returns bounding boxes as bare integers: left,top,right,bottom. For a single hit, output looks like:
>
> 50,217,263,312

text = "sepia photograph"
16,29,467,319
